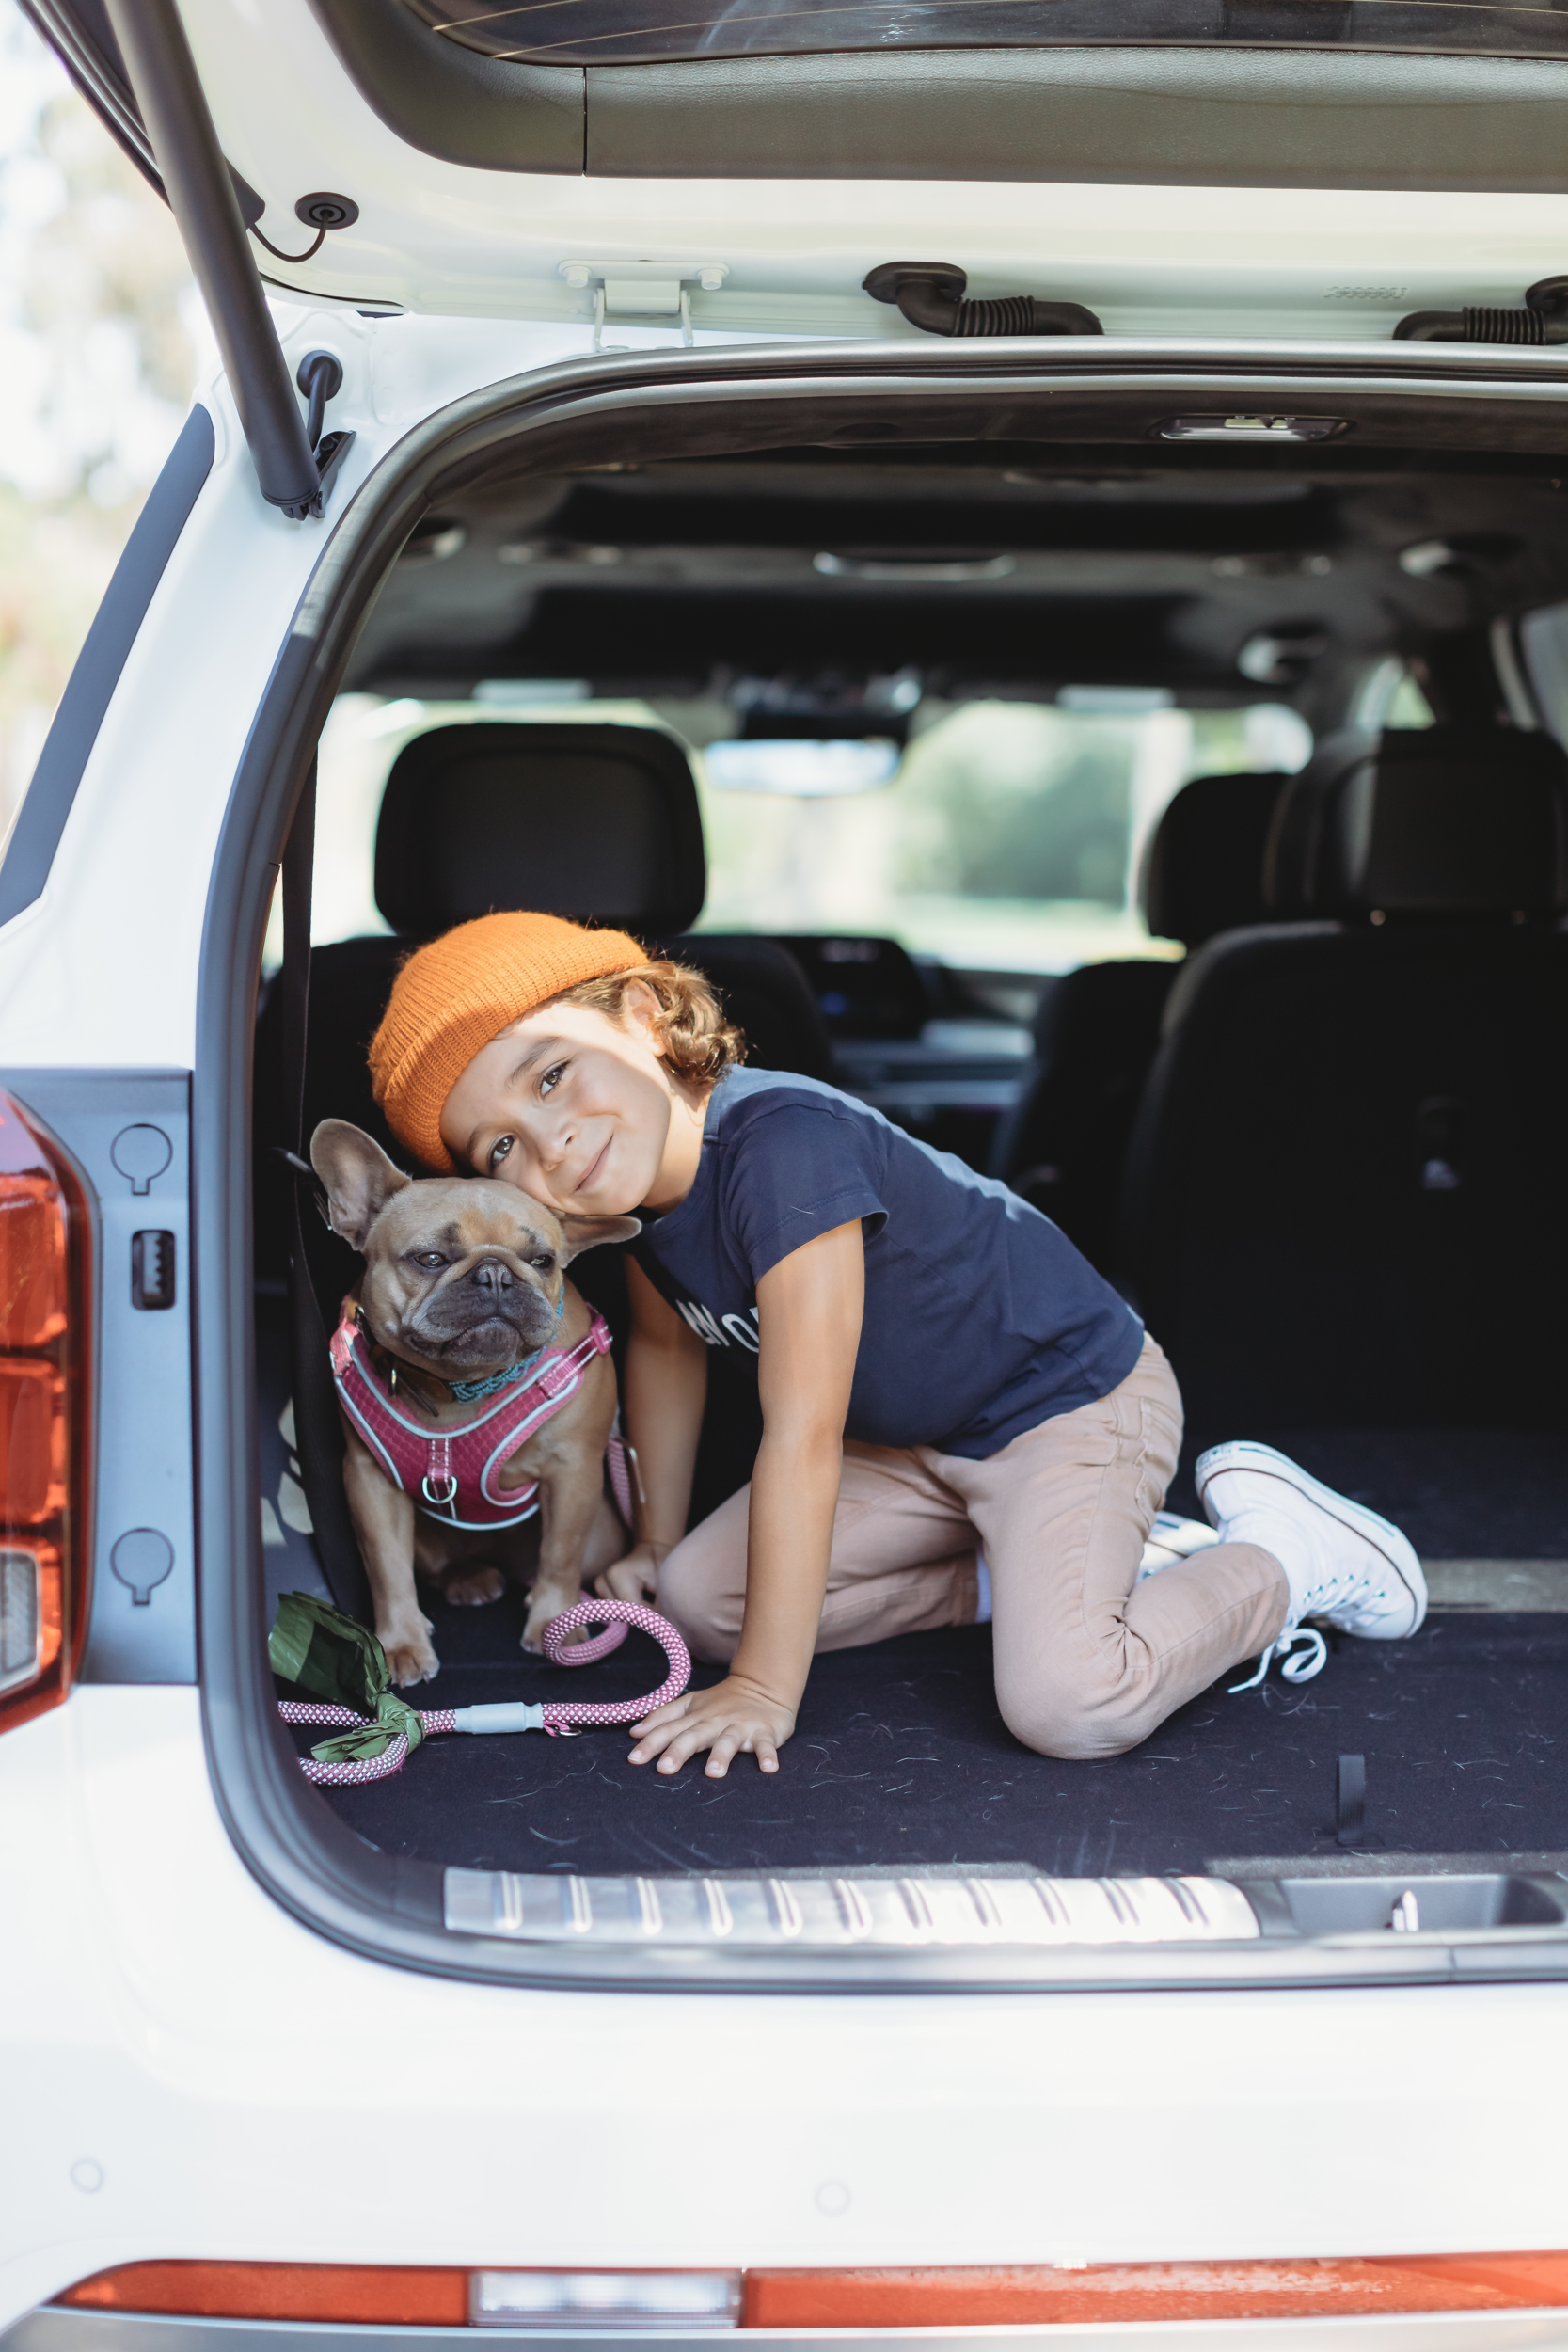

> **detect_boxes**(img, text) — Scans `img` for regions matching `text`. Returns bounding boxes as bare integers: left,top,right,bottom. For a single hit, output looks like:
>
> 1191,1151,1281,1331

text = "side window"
1355,659,1436,734
1520,605,1568,744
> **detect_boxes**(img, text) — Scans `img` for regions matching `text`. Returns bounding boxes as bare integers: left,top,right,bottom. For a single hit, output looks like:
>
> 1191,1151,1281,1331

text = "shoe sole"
1194,1440,1427,1638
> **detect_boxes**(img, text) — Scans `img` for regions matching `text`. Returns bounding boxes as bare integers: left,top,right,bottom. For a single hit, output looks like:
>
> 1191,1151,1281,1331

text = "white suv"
7,2,1568,2348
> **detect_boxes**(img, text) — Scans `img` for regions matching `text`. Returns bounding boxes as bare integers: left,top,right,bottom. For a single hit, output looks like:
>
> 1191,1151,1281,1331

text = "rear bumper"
12,2312,1568,2352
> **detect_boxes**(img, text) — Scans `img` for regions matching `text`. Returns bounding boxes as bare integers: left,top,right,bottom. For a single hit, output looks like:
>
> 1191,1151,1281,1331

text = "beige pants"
657,1333,1290,1761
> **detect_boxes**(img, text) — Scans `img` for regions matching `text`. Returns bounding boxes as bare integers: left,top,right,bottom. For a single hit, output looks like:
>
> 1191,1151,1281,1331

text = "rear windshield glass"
410,0,1568,65
278,691,1313,985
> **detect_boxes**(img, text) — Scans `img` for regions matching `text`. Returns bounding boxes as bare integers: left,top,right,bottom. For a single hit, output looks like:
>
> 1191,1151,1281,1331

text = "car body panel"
7,1686,1568,2331
7,29,1568,2315
24,1,1568,341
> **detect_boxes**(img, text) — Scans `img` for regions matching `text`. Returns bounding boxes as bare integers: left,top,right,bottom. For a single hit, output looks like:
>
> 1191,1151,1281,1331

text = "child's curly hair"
559,958,745,1093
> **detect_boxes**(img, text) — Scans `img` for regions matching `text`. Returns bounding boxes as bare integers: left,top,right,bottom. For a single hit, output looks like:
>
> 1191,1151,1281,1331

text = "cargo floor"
289,1423,1568,1879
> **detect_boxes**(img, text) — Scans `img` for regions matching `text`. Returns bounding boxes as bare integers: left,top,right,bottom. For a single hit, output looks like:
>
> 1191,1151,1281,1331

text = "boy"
369,911,1425,1779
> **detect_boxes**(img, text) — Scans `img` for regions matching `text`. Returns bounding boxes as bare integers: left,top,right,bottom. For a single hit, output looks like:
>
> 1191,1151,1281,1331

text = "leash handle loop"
277,1598,691,1782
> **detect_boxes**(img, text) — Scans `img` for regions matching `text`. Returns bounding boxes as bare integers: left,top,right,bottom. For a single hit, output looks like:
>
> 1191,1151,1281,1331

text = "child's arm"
600,1257,708,1602
628,1218,864,1778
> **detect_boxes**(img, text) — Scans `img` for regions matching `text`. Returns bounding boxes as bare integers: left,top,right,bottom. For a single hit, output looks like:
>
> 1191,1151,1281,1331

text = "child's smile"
439,986,708,1218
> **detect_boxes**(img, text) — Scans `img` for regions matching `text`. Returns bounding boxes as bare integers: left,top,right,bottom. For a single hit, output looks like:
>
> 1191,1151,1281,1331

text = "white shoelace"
1229,1626,1328,1692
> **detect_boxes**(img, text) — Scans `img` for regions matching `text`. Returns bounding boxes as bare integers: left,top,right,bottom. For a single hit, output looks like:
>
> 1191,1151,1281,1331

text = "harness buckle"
422,1435,457,1509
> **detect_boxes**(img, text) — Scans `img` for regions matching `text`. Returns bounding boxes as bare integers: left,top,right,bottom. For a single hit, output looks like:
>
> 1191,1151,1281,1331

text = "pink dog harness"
330,1300,632,1531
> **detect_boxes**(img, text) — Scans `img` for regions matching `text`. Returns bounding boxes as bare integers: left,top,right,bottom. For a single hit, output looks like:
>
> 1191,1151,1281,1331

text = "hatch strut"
864,262,1101,338
103,0,348,520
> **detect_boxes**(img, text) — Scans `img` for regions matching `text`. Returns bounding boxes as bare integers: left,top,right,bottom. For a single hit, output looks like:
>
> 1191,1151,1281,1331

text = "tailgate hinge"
560,259,729,350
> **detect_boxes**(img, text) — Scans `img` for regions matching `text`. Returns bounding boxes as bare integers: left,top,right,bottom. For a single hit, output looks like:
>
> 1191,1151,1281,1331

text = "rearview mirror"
702,739,902,797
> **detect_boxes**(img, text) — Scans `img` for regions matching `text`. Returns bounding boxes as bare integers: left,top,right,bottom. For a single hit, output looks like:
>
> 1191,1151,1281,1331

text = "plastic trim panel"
307,17,1568,190
584,47,1568,189
0,1069,196,1684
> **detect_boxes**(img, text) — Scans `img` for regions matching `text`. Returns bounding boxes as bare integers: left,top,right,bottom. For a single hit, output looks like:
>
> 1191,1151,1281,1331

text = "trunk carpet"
288,1422,1568,1879
300,1597,1568,1879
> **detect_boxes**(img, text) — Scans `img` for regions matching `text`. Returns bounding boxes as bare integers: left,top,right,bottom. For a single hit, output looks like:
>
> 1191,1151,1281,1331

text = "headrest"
1141,771,1290,948
1266,727,1568,920
373,723,705,940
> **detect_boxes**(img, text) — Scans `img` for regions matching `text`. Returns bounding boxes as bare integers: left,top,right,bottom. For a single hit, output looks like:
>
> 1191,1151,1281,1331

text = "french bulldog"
309,1118,639,1688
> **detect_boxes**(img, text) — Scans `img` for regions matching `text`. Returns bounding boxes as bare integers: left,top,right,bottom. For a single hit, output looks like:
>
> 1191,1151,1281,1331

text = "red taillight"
742,2256,1568,2328
53,2256,1568,2329
57,2266,468,2328
0,1089,89,1733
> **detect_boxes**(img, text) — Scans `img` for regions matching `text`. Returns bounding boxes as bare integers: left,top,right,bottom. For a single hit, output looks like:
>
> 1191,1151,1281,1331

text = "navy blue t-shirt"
631,1067,1143,1459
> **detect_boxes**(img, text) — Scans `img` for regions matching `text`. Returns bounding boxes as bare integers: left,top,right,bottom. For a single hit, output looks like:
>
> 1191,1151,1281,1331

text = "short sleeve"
721,1100,887,1286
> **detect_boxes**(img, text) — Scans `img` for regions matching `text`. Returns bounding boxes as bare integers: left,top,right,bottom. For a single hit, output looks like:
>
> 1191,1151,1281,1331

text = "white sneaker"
1195,1440,1427,1689
1137,1511,1221,1581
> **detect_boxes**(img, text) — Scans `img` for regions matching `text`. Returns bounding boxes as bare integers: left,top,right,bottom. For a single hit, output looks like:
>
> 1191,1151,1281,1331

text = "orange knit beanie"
369,911,645,1171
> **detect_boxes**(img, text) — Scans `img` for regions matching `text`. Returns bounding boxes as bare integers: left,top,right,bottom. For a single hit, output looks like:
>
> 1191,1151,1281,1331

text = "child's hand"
594,1542,664,1606
628,1674,796,1777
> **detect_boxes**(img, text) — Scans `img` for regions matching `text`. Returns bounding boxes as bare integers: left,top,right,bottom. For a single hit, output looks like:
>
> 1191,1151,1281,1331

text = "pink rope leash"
278,1596,690,1786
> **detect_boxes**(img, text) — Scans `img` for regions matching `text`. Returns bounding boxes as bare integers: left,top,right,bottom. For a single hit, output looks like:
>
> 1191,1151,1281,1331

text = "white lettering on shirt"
721,1311,761,1355
676,1298,729,1347
675,1299,762,1354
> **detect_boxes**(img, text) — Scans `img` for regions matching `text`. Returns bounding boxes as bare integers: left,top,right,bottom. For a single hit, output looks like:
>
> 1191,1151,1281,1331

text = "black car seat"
254,722,833,1575
995,771,1290,1272
1119,726,1568,1434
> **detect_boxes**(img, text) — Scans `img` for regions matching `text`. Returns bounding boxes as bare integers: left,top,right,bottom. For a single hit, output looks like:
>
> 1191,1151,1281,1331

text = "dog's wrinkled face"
310,1120,639,1378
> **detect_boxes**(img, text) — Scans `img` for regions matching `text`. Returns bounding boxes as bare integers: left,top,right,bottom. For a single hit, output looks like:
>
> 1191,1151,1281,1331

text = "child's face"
439,987,689,1216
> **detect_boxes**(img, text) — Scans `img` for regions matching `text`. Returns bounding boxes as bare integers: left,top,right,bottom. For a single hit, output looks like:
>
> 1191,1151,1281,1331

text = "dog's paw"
521,1588,578,1655
381,1617,439,1686
444,1565,506,1607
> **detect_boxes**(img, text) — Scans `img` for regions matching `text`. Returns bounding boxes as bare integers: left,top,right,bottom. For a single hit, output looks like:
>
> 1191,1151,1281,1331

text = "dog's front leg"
521,1442,607,1654
341,1420,439,1685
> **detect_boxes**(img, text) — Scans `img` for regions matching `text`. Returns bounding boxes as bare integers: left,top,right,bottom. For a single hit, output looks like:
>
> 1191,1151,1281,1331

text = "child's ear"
558,1213,642,1264
309,1120,411,1251
618,977,665,1052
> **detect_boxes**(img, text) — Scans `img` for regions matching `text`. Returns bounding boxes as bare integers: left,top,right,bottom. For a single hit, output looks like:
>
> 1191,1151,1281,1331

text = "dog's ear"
558,1213,641,1264
309,1120,412,1252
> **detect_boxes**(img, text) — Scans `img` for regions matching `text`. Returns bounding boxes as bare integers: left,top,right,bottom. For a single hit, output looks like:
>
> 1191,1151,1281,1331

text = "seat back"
374,723,706,943
996,771,1288,1270
1121,728,1568,1432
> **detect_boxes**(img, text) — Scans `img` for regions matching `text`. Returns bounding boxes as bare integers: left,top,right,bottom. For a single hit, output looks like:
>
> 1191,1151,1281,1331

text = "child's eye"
539,1061,566,1097
488,1134,515,1170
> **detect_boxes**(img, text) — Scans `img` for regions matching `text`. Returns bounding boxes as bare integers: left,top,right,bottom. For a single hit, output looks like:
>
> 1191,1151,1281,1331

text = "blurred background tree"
0,3,202,829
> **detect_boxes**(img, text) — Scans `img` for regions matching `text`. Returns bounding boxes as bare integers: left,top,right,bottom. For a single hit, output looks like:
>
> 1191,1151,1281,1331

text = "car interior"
252,419,1568,1896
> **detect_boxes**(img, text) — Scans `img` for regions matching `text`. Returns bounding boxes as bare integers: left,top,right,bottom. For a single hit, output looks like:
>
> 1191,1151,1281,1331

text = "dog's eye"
528,1253,555,1273
414,1251,447,1270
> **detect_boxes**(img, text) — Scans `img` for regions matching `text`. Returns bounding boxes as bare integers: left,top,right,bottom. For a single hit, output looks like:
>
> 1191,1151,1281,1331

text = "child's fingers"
629,1693,691,1738
703,1726,747,1779
753,1733,780,1773
627,1715,690,1764
656,1720,718,1772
